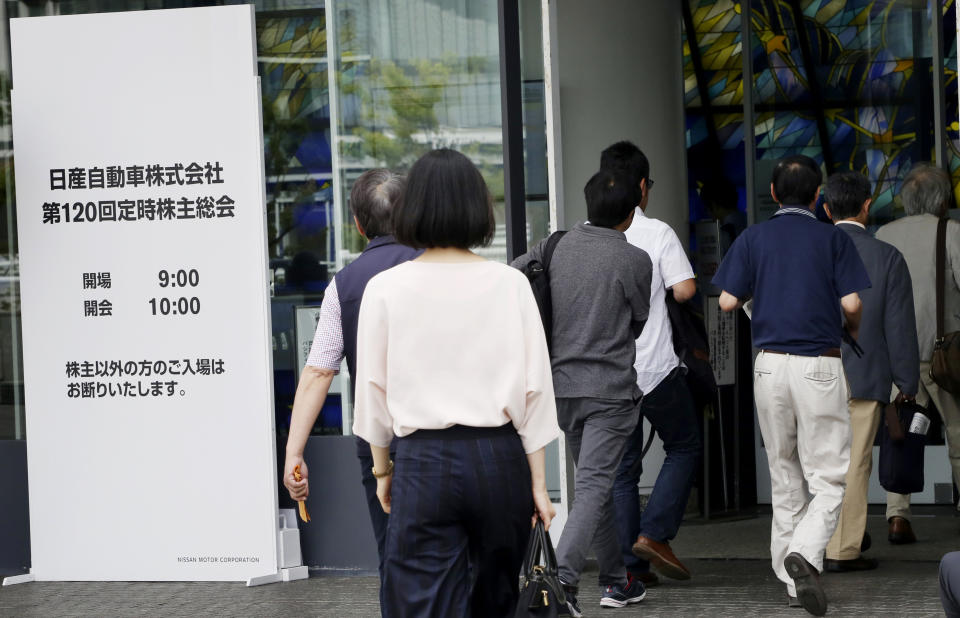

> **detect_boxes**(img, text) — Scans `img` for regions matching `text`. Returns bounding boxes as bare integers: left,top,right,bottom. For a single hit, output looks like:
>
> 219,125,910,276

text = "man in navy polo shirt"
712,155,870,616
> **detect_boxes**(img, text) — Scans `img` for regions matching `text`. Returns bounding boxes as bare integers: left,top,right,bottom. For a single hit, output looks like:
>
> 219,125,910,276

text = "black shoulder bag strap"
541,230,566,272
937,217,947,347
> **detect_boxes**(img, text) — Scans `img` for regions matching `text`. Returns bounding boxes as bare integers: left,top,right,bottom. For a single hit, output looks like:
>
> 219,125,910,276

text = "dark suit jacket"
837,222,920,401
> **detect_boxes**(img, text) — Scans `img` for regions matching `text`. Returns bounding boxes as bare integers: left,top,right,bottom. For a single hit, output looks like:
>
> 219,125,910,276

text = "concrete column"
554,0,688,246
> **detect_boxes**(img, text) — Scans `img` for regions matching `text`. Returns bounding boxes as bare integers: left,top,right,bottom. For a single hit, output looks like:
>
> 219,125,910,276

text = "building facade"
1,0,958,574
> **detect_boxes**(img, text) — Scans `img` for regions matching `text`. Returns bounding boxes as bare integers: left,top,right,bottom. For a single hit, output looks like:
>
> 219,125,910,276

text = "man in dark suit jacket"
822,171,919,571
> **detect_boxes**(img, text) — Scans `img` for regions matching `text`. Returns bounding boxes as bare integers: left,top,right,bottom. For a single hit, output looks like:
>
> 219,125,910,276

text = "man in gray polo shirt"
513,168,653,616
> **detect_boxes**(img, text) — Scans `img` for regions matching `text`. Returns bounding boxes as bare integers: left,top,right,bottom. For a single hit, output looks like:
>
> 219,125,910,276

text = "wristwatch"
372,460,394,478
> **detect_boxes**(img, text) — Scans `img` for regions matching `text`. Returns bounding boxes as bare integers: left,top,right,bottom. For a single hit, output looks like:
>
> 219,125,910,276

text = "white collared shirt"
836,220,866,230
623,208,696,395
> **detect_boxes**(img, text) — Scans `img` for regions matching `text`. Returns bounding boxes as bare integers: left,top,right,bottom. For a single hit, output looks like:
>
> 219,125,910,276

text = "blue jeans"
613,367,701,574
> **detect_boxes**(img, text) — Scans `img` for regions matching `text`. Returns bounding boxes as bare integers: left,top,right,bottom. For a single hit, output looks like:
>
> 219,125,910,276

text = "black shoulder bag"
515,519,567,617
522,231,566,352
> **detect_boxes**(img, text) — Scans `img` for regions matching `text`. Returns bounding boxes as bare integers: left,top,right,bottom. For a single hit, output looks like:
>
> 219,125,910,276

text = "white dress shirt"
624,208,696,395
352,260,560,454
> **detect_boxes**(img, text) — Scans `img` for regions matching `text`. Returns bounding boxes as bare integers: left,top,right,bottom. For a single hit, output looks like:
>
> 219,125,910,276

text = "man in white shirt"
602,142,701,586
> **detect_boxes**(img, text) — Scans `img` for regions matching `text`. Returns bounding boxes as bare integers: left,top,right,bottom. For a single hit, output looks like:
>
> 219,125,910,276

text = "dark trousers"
382,424,533,618
356,437,390,579
612,368,701,574
942,551,960,618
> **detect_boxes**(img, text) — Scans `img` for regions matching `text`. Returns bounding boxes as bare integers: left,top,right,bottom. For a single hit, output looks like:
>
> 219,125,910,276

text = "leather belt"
762,348,841,358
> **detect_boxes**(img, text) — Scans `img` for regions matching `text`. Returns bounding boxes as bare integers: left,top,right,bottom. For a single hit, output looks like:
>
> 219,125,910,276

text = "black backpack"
665,294,717,413
521,231,566,352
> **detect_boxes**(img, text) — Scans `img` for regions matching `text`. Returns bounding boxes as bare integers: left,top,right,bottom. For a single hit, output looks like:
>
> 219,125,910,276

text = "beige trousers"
886,361,960,520
754,351,851,596
826,399,882,560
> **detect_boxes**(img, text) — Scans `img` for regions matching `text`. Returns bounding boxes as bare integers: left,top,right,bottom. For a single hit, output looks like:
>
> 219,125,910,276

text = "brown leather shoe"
631,535,691,580
888,516,917,544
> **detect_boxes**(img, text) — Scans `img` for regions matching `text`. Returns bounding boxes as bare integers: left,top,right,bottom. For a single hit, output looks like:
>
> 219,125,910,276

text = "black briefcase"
878,400,930,495
515,519,568,617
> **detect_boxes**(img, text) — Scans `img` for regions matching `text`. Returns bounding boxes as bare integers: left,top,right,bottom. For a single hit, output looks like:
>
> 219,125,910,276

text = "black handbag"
515,519,567,617
878,400,929,495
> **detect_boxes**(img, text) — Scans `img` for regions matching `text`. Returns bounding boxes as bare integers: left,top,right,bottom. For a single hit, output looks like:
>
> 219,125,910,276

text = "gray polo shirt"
876,214,960,361
513,222,653,401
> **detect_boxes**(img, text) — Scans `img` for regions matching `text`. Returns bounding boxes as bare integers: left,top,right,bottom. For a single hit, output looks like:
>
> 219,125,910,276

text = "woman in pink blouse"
353,149,560,617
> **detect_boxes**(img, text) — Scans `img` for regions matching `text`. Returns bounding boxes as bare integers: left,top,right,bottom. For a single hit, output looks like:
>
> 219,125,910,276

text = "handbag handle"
937,217,947,342
521,518,559,577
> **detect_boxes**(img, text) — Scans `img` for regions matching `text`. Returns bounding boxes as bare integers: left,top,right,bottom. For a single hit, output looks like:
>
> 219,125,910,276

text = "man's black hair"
771,155,822,206
584,168,640,228
393,148,495,249
600,141,650,192
823,171,871,221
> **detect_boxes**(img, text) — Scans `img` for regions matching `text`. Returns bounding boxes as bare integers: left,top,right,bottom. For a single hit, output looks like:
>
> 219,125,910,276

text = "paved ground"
671,505,958,562
0,558,944,617
1,507,952,617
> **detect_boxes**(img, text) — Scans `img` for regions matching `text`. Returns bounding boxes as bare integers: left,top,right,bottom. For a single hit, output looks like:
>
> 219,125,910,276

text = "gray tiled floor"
0,558,944,617
1,509,952,617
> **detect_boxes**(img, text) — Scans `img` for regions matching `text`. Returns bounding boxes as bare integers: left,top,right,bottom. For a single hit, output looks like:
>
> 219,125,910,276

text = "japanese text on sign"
65,357,227,399
50,162,224,190
42,162,234,225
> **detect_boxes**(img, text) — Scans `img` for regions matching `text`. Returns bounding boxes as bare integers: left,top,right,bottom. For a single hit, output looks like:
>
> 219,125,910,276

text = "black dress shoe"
787,595,802,608
860,531,871,553
888,516,917,544
784,552,827,616
823,556,879,572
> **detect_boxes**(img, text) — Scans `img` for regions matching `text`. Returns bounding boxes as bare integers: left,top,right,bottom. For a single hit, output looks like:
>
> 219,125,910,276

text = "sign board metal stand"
2,574,34,586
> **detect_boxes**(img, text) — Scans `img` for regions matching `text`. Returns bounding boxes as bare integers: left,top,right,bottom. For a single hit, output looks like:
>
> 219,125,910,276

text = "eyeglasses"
646,178,655,192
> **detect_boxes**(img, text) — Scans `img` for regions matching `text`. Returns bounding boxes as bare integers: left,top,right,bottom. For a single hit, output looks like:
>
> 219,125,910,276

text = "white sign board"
11,6,278,581
707,296,736,386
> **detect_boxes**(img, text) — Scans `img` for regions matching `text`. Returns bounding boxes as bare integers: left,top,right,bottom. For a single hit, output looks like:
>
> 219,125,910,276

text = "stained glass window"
683,0,747,227
685,0,944,225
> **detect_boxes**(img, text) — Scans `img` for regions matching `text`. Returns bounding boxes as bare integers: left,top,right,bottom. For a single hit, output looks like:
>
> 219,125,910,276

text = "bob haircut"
393,149,495,249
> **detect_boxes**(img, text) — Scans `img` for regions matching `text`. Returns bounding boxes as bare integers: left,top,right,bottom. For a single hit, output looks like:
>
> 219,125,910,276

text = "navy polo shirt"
711,207,871,356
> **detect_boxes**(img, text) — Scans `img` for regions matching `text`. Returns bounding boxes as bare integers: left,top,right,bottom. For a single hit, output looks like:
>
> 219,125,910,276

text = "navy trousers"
612,368,701,574
381,424,533,618
356,436,390,579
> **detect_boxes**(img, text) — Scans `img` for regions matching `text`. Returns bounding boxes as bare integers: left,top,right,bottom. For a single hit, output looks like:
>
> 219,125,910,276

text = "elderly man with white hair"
876,162,960,545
